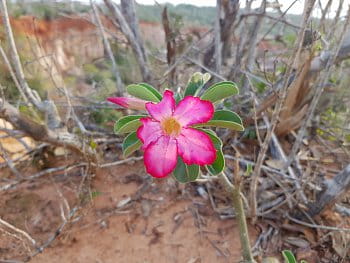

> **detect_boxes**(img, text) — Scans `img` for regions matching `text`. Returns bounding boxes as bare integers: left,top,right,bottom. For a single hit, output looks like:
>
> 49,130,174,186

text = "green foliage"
201,81,239,104
8,1,90,20
173,156,200,183
136,3,216,26
194,110,244,131
91,108,122,127
112,72,244,183
284,33,297,47
252,79,268,93
0,34,47,102
319,107,350,145
202,129,225,176
83,63,112,85
83,61,118,102
126,83,162,102
122,132,142,158
184,72,211,96
282,250,297,263
282,250,308,263
114,115,145,134
111,42,142,84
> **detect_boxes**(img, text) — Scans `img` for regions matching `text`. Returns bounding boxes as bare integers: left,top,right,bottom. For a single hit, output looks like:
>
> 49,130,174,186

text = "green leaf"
114,115,145,134
193,110,244,131
184,72,211,96
201,129,225,175
201,81,239,103
126,84,161,102
138,83,163,101
173,156,200,183
122,132,142,158
282,250,297,263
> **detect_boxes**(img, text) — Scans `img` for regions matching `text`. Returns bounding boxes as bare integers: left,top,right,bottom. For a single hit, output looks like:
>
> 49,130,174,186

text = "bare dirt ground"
0,159,257,263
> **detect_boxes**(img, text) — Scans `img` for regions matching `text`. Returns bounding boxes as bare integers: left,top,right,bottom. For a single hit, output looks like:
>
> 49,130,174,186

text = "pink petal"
107,97,147,110
144,136,178,178
177,128,216,165
145,90,175,121
173,96,214,126
136,117,163,149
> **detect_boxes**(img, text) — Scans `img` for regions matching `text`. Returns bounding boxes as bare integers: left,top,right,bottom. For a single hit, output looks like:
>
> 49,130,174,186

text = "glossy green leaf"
194,110,244,131
126,84,161,102
282,250,297,263
122,132,142,158
184,72,211,96
114,115,145,134
138,83,163,101
201,129,225,175
201,81,239,103
173,156,200,183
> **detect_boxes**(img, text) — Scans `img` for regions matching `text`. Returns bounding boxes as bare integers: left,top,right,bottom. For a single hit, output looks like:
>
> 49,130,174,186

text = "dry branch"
214,0,221,74
0,0,61,129
204,0,239,70
91,1,123,93
0,98,95,161
249,0,316,220
305,165,350,217
120,0,147,62
103,0,152,82
162,6,177,86
0,218,36,247
286,6,350,169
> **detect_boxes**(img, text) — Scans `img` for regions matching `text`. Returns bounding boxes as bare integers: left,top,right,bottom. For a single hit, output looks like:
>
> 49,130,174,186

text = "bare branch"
249,0,317,220
103,0,152,82
305,164,350,217
286,6,350,169
0,218,36,246
91,1,123,93
0,98,96,161
215,0,222,74
0,0,61,129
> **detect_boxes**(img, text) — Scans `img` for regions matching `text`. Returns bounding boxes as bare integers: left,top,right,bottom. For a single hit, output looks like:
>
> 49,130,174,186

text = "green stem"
220,173,255,263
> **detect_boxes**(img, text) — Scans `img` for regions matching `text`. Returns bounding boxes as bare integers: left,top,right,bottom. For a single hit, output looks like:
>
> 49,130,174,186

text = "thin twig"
0,218,36,246
287,214,350,232
99,156,143,168
91,0,123,92
249,0,316,220
286,6,350,169
28,207,79,260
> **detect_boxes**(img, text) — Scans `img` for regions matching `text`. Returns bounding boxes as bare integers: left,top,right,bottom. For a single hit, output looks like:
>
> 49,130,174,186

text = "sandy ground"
0,159,257,263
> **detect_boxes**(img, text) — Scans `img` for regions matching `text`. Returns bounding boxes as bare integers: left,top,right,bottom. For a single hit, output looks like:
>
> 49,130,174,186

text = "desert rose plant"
108,72,255,262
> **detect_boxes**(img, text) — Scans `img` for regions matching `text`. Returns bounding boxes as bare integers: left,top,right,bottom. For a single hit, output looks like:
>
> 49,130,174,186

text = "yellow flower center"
161,117,181,136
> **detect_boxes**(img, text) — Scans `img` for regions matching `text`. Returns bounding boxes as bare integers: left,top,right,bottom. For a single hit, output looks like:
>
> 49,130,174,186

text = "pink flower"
137,90,216,178
107,97,147,110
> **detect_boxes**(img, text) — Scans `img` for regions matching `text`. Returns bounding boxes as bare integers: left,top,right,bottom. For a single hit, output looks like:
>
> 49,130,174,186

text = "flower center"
161,117,181,136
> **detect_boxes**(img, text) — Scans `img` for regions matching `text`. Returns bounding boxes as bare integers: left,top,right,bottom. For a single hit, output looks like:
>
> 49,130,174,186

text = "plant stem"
232,185,255,263
220,172,255,263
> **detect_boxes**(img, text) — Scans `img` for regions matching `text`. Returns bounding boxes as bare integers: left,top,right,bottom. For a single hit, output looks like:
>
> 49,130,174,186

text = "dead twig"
0,218,36,246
